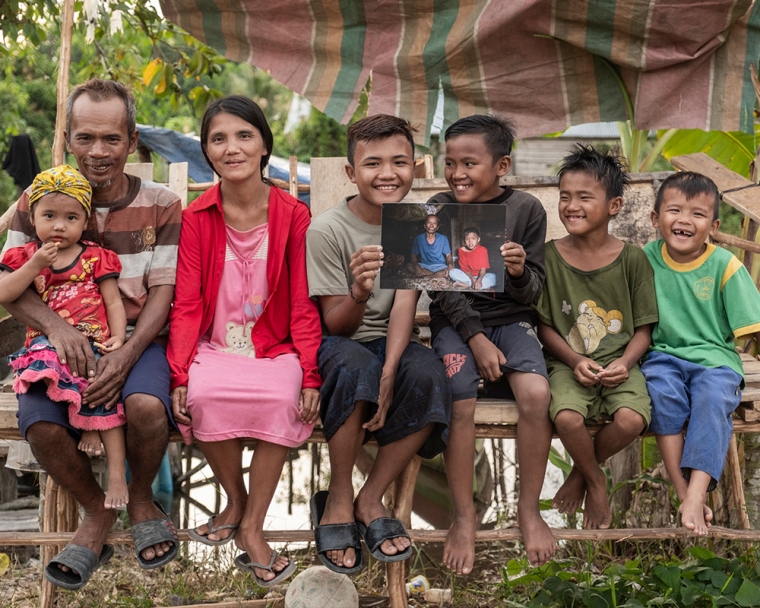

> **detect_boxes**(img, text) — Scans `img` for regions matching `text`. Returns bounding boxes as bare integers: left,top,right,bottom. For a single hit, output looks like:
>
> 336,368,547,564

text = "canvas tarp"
159,0,760,144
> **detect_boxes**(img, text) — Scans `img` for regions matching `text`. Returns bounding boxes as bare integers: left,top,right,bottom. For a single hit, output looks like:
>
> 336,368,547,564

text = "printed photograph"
379,202,507,292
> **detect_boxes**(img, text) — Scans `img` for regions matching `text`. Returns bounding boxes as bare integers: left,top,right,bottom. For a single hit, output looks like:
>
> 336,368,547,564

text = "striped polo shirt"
4,175,182,327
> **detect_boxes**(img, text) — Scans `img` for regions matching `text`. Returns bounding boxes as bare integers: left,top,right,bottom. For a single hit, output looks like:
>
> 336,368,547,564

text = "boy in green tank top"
535,145,658,530
641,172,760,536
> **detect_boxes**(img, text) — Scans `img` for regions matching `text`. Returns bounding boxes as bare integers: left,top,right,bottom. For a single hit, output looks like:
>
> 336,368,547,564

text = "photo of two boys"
379,202,507,292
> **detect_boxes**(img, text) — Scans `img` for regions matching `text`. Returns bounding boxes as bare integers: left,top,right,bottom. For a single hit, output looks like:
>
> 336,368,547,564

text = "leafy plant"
500,547,760,607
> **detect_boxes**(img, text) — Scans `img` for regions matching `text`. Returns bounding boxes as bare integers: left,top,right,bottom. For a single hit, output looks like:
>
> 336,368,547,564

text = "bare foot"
582,469,611,530
518,508,556,567
236,527,289,583
552,467,585,513
56,508,117,574
443,510,476,575
680,497,709,536
104,470,129,509
194,502,245,543
354,491,410,558
78,431,103,457
127,498,174,563
318,492,357,569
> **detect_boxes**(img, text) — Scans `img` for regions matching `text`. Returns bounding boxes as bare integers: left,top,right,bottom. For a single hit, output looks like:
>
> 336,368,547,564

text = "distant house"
511,122,624,176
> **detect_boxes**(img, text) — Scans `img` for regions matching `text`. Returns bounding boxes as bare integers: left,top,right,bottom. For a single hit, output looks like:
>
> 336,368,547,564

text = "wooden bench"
3,154,760,608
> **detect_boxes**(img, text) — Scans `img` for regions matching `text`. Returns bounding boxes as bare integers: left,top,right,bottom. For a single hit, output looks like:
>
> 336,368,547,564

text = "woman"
167,96,321,586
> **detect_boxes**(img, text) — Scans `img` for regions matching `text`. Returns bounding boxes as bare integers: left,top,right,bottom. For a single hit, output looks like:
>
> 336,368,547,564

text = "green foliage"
501,548,760,608
659,126,759,179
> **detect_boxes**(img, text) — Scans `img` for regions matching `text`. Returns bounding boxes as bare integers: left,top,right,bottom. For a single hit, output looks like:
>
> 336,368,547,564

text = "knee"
514,380,551,414
612,408,646,437
553,409,585,433
125,393,167,429
451,399,477,426
27,421,73,456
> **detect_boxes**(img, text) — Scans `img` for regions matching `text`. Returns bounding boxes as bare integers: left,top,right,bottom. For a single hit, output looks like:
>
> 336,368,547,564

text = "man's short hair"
444,114,516,161
655,171,720,221
425,214,439,225
558,144,629,200
66,79,136,138
346,114,416,167
463,226,480,238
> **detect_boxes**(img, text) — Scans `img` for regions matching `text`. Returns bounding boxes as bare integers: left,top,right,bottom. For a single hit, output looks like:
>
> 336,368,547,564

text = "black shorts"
317,336,451,459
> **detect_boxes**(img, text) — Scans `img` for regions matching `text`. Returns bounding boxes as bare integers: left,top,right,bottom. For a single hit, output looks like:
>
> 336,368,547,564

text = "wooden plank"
737,405,760,422
168,162,189,207
124,162,154,182
3,524,760,545
670,153,760,224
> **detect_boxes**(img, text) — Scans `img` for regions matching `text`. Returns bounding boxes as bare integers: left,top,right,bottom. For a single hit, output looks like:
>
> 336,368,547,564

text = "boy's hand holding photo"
500,240,526,277
349,245,383,296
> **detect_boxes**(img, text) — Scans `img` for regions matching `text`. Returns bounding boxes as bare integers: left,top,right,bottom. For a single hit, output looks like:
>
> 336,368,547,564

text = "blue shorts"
432,323,548,402
317,336,451,459
641,351,742,491
17,342,175,440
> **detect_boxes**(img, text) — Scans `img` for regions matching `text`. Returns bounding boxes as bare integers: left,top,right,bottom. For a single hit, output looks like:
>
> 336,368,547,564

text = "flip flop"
309,491,364,575
131,500,179,569
44,543,114,590
187,515,240,546
356,516,413,563
234,550,297,587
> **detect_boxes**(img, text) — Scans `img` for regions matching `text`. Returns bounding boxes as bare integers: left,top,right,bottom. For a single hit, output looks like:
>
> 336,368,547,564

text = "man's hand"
48,322,96,379
573,357,603,387
171,386,191,425
468,333,506,382
82,347,137,409
500,241,526,277
350,245,383,294
363,371,395,432
299,388,320,424
596,359,629,388
31,242,59,270
474,277,483,290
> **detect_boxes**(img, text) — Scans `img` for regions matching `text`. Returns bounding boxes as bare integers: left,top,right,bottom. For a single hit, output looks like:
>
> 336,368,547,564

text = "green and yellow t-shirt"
644,240,760,380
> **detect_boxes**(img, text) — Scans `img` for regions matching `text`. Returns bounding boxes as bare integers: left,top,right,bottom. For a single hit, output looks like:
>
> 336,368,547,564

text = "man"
3,79,182,589
410,214,453,278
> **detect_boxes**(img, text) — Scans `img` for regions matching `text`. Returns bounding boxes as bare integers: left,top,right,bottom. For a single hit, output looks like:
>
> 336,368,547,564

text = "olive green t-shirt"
307,197,418,343
535,241,659,367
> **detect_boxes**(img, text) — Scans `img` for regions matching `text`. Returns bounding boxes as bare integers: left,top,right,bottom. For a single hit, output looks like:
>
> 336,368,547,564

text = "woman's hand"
299,388,320,424
171,386,191,425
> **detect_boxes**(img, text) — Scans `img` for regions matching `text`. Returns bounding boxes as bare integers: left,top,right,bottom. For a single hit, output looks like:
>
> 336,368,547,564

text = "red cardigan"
167,183,322,391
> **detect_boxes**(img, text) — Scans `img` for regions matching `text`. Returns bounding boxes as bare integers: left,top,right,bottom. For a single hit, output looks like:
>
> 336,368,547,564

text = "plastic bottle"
405,574,430,595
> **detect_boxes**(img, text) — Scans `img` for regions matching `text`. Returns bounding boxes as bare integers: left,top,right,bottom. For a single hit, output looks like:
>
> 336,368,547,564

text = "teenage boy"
536,145,658,530
428,114,555,571
449,226,497,290
641,172,760,535
410,214,453,277
306,115,451,574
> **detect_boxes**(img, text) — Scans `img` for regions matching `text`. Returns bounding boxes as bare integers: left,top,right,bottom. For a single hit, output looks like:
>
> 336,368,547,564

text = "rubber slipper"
131,500,179,569
309,491,364,575
44,543,114,590
187,515,240,546
234,550,297,587
356,516,413,563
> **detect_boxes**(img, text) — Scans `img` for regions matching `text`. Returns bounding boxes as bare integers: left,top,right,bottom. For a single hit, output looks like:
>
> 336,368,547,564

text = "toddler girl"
0,165,128,508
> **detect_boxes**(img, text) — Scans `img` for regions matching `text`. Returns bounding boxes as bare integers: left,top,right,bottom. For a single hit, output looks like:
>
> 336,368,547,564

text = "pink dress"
181,223,313,446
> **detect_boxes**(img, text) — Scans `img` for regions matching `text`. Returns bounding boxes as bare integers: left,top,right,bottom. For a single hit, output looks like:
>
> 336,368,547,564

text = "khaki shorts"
547,360,651,428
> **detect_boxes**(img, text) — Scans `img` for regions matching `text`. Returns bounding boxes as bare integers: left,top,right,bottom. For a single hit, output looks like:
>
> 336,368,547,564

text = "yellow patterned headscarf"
29,165,92,217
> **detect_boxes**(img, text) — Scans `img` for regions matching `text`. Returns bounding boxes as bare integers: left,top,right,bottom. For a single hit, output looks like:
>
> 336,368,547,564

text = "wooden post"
51,0,75,166
289,156,299,199
386,456,422,608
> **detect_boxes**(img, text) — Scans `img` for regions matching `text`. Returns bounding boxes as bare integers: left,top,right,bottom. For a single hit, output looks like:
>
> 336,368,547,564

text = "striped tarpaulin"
159,0,760,144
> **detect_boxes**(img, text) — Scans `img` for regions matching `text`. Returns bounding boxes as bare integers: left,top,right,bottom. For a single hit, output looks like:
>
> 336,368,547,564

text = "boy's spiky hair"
346,114,416,166
654,171,720,221
557,144,630,200
444,114,516,161
463,226,480,237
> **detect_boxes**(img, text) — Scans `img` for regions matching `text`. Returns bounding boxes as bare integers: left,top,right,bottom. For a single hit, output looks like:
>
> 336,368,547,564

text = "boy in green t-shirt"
641,172,760,536
535,145,658,530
